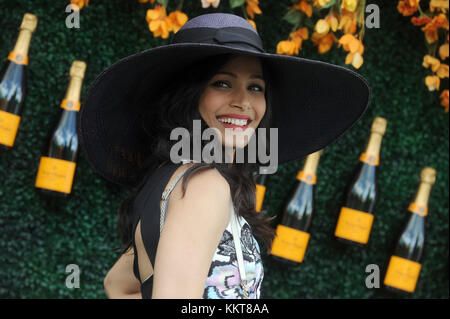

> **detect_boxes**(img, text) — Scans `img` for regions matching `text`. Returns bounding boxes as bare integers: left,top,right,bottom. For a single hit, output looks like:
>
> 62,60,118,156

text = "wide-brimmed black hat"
78,12,370,187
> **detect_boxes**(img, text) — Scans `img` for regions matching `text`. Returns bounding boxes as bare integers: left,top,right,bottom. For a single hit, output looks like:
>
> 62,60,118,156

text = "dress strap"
160,165,191,232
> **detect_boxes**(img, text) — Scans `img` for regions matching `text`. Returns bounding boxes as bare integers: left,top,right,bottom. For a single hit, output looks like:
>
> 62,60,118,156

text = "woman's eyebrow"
216,71,265,82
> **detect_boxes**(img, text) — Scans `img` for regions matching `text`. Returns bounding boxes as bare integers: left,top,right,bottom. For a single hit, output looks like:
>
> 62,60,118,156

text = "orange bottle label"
360,152,379,166
408,202,428,217
270,225,310,263
0,110,21,147
255,184,266,212
296,171,316,184
60,99,80,112
35,157,76,194
8,51,28,65
334,207,374,244
384,255,421,293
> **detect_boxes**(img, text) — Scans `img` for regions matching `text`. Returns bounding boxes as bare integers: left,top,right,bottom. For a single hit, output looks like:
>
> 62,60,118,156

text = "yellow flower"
345,51,364,69
439,43,449,60
246,19,257,30
146,5,173,39
246,0,262,20
315,19,330,35
168,11,188,33
425,75,440,91
422,54,441,72
201,0,220,8
313,0,331,8
341,0,358,13
430,0,449,13
440,89,449,112
436,64,449,78
326,13,339,32
70,0,89,10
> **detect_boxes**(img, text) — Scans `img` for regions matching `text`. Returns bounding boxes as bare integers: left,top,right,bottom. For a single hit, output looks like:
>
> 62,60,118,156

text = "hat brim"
78,43,370,187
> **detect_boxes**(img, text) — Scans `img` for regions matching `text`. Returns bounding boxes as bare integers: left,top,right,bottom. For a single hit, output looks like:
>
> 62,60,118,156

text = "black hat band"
172,27,265,54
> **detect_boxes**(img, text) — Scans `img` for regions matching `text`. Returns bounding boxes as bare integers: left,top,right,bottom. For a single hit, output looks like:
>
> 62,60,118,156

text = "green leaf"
283,9,302,25
157,0,169,7
229,0,246,9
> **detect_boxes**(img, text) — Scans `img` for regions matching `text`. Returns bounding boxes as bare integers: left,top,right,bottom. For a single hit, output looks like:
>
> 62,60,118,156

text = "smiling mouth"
216,117,252,131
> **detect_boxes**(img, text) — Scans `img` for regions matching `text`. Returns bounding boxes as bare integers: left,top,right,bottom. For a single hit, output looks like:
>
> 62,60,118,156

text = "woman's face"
198,55,266,149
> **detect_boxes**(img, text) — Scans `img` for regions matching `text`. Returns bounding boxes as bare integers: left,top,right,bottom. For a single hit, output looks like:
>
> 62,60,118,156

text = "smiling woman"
79,12,370,299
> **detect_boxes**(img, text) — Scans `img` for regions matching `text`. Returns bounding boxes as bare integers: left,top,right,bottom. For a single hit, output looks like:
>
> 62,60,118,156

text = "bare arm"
152,168,231,298
104,247,142,299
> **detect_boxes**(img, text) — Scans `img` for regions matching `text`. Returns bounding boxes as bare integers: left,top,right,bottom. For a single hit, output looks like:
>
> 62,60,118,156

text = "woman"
78,13,370,299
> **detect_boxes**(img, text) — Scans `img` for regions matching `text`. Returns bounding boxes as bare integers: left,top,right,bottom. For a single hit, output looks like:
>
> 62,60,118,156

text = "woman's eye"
213,81,264,92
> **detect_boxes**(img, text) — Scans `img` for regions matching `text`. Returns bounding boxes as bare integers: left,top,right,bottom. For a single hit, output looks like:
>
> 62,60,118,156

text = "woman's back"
131,161,264,298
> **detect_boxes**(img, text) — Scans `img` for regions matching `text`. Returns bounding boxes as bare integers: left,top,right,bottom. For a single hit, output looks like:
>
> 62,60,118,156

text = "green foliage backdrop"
0,0,448,298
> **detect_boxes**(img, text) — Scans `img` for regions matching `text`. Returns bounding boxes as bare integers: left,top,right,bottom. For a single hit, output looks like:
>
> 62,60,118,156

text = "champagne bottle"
35,61,87,199
254,166,269,213
383,167,436,294
270,149,323,265
334,117,387,247
0,13,38,150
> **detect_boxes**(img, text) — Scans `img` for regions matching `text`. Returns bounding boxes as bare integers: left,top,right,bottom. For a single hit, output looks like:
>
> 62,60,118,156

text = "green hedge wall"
0,0,448,299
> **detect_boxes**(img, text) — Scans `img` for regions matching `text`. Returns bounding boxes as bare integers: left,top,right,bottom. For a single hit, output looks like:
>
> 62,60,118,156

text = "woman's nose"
230,86,250,110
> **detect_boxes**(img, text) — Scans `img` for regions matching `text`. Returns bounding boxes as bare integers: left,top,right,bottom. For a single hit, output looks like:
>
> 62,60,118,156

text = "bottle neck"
409,182,431,217
296,152,320,184
360,132,383,165
9,29,32,65
61,77,83,112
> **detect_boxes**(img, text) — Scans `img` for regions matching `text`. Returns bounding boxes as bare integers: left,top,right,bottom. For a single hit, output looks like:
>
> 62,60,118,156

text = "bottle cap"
371,117,387,135
21,13,38,33
420,167,436,185
70,61,87,79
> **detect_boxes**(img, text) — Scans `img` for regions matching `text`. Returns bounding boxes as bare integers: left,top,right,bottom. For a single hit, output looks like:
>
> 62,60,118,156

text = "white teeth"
217,117,249,126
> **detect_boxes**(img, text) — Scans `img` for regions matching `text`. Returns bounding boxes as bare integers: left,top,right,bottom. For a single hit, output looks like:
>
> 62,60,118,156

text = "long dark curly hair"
115,52,276,255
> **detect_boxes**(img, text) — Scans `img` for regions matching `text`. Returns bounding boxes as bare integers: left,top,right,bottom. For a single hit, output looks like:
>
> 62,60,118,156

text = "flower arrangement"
398,0,449,112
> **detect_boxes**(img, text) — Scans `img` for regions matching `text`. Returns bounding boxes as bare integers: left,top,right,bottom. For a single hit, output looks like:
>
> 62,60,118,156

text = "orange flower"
311,32,338,54
246,19,257,31
70,0,89,10
440,89,449,112
430,0,449,13
422,14,449,43
439,43,449,60
168,11,188,33
246,0,262,20
422,54,441,72
146,5,173,39
338,34,364,55
276,40,298,55
338,12,357,34
292,0,313,18
425,75,440,91
411,16,431,26
290,27,309,41
397,0,421,16
436,64,449,78
139,0,155,3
